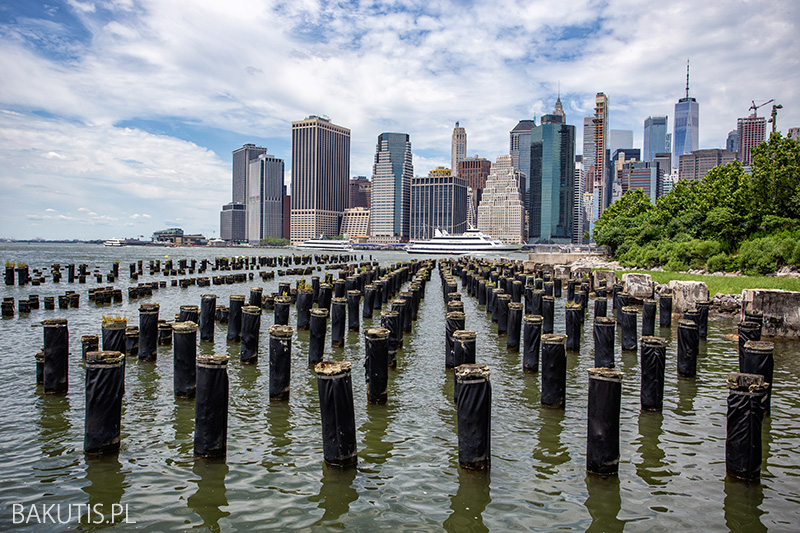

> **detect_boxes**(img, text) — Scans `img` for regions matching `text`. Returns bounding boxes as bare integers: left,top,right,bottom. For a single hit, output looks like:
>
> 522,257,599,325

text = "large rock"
593,270,618,290
668,280,709,313
623,273,654,299
742,289,800,338
572,267,592,280
554,265,571,280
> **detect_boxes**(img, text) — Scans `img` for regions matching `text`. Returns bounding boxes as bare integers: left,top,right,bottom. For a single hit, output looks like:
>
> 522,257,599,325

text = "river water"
0,243,798,531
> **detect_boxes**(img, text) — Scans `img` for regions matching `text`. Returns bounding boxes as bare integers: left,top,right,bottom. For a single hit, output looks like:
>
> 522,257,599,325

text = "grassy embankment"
611,270,800,296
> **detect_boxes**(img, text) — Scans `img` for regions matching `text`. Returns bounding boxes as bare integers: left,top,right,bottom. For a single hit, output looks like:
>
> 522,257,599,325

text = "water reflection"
636,410,671,485
443,468,491,533
82,455,126,522
724,477,765,532
263,400,293,470
171,398,195,456
761,416,773,476
187,460,230,532
585,474,623,533
36,394,72,457
360,403,394,466
675,376,698,417
309,463,358,527
533,407,570,476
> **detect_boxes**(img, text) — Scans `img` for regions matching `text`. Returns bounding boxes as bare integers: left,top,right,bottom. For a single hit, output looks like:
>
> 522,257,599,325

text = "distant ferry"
405,228,522,255
296,237,354,252
103,238,125,247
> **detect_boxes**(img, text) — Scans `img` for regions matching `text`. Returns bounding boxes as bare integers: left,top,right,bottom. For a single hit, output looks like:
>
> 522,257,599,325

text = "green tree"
593,189,652,255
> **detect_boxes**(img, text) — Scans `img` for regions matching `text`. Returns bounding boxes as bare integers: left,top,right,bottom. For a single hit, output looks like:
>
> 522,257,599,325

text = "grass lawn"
611,270,800,296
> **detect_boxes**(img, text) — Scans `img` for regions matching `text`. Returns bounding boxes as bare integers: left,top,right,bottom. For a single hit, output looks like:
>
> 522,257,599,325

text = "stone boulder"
741,289,800,338
571,267,592,281
623,273,654,299
554,265,571,280
593,270,618,291
668,280,709,313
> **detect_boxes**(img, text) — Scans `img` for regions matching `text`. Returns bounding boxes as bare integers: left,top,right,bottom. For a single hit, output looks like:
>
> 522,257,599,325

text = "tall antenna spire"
685,59,690,99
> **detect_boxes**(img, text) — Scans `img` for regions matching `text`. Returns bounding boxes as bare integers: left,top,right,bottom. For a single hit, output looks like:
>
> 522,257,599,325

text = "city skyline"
1,0,798,239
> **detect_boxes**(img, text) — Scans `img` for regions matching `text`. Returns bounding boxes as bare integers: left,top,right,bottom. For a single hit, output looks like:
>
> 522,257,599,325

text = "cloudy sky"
1,0,797,240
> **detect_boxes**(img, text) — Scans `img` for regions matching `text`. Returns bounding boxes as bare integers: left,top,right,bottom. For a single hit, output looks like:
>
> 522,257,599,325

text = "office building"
410,168,467,240
644,116,668,162
653,153,672,179
476,155,525,244
573,156,586,244
510,119,536,209
341,207,370,240
247,152,285,243
582,117,595,193
679,149,736,181
788,127,800,142
673,61,700,166
290,115,350,244
737,115,766,166
220,203,246,242
528,107,576,244
219,143,267,241
617,161,662,203
349,176,371,208
370,132,413,243
451,122,467,177
726,130,739,154
459,156,492,226
592,93,609,215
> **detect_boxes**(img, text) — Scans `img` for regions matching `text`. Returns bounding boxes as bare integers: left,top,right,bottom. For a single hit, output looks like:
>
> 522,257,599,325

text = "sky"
0,0,798,240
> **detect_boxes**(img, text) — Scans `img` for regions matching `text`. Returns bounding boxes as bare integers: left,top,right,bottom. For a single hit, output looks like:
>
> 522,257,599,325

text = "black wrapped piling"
138,303,159,361
640,336,667,411
249,287,263,307
586,368,623,476
173,321,197,398
567,280,576,301
453,330,477,402
542,295,555,334
194,355,229,459
565,302,582,352
331,297,347,347
496,294,511,336
381,310,401,367
390,299,406,347
541,334,567,408
274,296,291,326
315,361,357,467
594,298,607,318
35,352,44,384
227,295,244,343
158,322,172,346
84,351,125,455
507,302,523,352
593,317,615,368
124,326,139,356
198,294,214,342
334,279,346,299
490,287,502,322
642,299,656,337
319,283,333,311
308,308,328,366
364,327,390,404
296,288,313,330
240,305,261,364
677,319,699,377
738,321,762,369
179,305,199,324
740,340,774,417
43,318,69,394
81,334,99,360
269,325,293,400
696,300,710,339
477,280,487,306
512,280,523,303
522,315,543,373
743,311,763,330
659,294,673,327
446,311,466,369
726,373,769,482
683,308,700,330
620,306,638,352
347,290,361,332
455,363,491,470
363,285,375,318
102,317,127,354
400,291,414,331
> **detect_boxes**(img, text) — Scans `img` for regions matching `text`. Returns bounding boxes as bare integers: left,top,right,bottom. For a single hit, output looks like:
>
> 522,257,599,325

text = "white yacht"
103,238,125,247
404,228,522,255
296,237,354,252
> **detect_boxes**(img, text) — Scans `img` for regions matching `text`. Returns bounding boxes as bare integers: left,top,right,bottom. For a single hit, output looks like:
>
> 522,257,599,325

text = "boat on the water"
103,238,125,247
296,237,354,252
404,228,522,255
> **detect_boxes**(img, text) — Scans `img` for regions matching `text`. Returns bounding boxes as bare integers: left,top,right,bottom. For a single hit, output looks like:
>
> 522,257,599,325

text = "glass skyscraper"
371,132,413,242
673,63,699,167
644,116,668,162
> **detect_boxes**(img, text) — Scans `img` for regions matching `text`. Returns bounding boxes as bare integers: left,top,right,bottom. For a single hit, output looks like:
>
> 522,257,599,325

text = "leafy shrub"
706,253,730,273
738,237,784,275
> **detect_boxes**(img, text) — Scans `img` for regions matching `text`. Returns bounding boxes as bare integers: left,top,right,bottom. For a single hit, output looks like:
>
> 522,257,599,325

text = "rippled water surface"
1,243,799,531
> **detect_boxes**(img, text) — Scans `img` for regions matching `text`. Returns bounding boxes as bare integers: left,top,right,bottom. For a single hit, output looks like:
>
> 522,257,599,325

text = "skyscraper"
220,143,267,242
679,148,736,180
476,155,524,244
370,132,413,243
290,116,350,244
618,161,662,203
673,61,700,167
247,152,285,243
410,168,467,240
737,115,766,166
529,110,576,244
510,119,536,226
592,93,609,215
349,176,371,208
458,156,492,226
451,122,467,178
582,117,595,193
644,116,668,162
726,130,739,154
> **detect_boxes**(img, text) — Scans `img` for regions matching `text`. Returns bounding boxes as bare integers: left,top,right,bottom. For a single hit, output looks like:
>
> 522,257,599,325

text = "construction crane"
750,99,774,118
